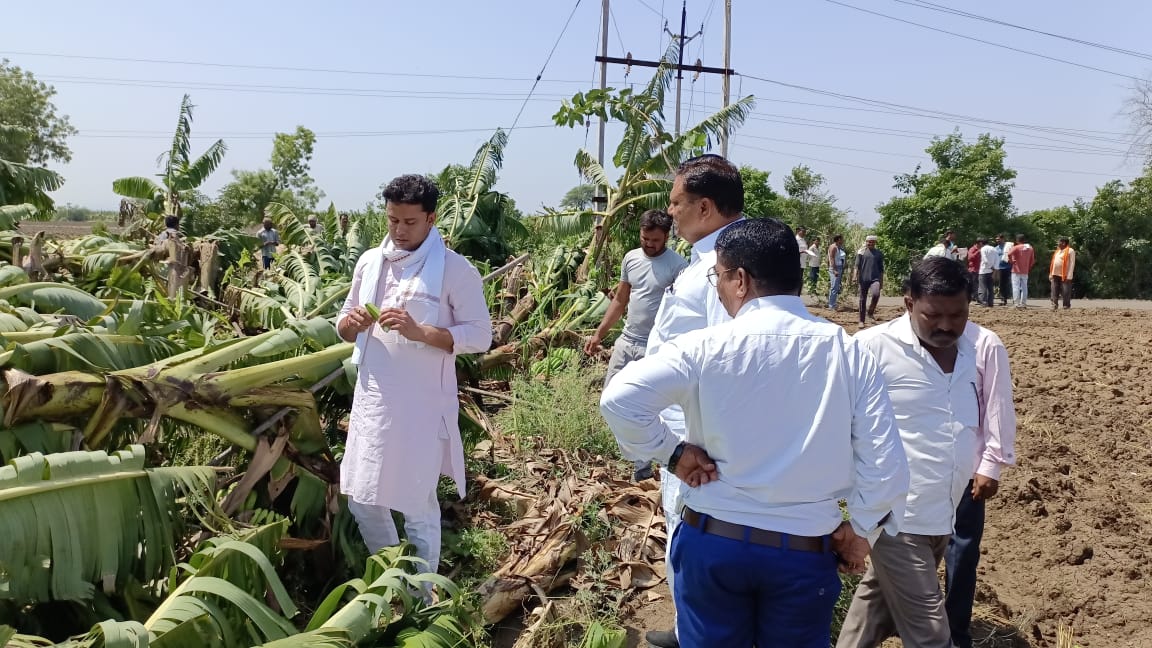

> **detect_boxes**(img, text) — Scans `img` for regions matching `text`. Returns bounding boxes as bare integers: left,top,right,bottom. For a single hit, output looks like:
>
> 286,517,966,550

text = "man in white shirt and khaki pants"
838,256,981,648
602,218,910,648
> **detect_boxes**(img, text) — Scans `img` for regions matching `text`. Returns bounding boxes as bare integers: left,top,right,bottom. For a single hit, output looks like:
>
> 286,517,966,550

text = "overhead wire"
510,0,585,130
892,0,1152,62
823,0,1143,82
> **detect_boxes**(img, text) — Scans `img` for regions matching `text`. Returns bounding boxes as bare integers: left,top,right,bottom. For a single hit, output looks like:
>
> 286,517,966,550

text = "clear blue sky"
5,0,1150,225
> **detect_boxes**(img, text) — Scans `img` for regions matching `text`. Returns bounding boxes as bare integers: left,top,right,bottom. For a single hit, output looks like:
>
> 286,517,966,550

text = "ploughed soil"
621,302,1152,648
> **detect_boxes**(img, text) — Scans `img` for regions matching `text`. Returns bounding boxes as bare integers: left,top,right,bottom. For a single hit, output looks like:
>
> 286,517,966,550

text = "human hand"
830,521,870,574
378,308,425,342
344,306,376,334
972,474,1000,501
673,444,718,487
583,334,603,356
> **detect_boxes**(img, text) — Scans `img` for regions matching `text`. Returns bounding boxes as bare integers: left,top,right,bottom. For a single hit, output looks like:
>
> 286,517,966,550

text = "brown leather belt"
681,508,829,553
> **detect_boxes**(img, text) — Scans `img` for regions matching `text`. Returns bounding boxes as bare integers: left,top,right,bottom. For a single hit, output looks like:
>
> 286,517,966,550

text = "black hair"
164,215,179,230
1016,233,1027,242
382,174,440,213
1059,236,1070,244
833,233,843,243
639,209,673,232
907,256,971,299
676,154,744,217
715,218,802,295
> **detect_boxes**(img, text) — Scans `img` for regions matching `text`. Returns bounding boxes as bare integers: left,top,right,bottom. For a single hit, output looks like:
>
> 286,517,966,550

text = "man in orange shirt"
1049,237,1076,310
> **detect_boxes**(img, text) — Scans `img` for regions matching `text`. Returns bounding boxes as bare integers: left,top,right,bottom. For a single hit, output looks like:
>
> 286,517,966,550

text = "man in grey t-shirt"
258,217,281,270
585,209,688,480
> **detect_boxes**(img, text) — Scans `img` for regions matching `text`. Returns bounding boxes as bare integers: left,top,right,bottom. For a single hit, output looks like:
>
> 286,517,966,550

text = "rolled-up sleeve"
446,261,493,355
600,344,695,465
977,334,1017,480
848,343,910,544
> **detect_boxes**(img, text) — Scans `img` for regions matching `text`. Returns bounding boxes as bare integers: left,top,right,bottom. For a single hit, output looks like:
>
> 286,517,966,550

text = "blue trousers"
670,518,841,648
828,267,843,309
944,481,985,648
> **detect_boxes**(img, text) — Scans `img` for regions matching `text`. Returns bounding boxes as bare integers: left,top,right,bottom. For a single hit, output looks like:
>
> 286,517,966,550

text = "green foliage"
494,363,619,458
775,165,851,242
0,59,76,165
874,132,1017,278
560,184,596,211
740,165,783,219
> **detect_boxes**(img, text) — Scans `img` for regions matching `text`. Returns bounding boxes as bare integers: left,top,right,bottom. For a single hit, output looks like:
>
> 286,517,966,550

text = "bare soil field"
16,221,117,239
613,302,1152,648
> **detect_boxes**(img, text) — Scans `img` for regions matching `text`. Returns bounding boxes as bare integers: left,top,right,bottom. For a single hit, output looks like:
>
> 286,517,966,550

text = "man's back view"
601,218,909,648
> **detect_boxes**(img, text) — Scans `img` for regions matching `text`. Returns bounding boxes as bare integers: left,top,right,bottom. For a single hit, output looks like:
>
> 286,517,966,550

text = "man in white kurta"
838,256,981,648
337,174,491,573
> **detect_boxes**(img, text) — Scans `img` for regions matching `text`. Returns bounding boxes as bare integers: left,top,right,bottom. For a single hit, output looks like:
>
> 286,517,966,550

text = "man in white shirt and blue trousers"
838,256,981,648
602,217,911,648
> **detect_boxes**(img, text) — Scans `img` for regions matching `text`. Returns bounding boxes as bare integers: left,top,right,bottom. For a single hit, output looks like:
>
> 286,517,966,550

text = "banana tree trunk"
492,292,536,347
575,221,609,283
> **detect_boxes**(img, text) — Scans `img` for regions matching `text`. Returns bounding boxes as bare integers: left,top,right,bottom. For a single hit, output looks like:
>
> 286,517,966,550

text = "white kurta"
337,248,492,514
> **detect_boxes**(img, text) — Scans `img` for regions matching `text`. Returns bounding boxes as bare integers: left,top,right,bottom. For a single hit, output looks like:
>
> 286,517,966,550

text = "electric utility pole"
594,0,736,142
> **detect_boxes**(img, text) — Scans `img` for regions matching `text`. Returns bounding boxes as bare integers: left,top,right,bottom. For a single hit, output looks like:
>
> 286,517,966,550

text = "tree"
1125,76,1152,162
774,165,849,240
215,126,323,230
112,94,227,223
559,184,595,211
271,126,323,211
0,59,76,165
739,166,782,219
874,132,1017,277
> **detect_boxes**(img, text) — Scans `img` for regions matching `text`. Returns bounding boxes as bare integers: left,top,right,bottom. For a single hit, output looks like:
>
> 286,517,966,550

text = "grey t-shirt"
621,247,688,344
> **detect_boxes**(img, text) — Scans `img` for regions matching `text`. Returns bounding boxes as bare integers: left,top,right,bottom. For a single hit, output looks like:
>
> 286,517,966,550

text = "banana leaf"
0,283,108,320
0,445,219,603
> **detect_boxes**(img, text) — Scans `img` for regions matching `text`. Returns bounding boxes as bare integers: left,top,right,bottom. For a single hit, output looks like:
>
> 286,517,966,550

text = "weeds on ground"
493,362,620,458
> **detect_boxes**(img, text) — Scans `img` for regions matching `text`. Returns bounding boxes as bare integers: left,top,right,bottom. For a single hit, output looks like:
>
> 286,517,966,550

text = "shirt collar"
690,216,744,262
735,294,808,318
892,312,975,359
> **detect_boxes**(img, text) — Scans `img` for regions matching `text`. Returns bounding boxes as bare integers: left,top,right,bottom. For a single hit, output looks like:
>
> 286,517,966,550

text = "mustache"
931,331,959,339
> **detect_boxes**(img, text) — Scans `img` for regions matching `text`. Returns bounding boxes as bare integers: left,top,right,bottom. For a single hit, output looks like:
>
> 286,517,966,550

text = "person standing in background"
945,321,1017,648
1007,234,1035,309
1049,237,1076,310
584,210,688,481
796,226,809,276
978,237,999,308
966,238,982,302
828,234,846,310
853,235,884,326
805,237,822,296
996,234,1013,306
258,218,281,270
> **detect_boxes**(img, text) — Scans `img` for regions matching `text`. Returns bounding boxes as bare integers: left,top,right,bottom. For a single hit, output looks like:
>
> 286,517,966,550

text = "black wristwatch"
667,442,687,473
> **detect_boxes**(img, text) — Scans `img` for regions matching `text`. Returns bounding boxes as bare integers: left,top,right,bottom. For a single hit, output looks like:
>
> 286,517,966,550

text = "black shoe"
646,629,679,648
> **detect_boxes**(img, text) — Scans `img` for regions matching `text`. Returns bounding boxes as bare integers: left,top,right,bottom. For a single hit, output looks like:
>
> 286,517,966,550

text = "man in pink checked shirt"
945,322,1018,648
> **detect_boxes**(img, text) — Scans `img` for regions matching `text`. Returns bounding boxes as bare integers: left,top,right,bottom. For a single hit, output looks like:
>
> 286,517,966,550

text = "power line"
893,0,1152,62
823,0,1143,82
0,49,593,84
632,0,665,19
71,125,559,140
511,0,585,130
735,131,1132,177
609,4,628,54
737,73,1134,149
732,142,1089,198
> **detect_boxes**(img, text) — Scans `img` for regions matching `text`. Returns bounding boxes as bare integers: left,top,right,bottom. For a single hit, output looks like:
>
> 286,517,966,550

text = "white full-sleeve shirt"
964,322,1017,480
854,314,981,536
601,296,910,542
642,219,741,445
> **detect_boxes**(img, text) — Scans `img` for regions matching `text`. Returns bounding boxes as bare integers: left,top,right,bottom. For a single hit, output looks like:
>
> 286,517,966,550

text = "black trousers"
998,269,1012,303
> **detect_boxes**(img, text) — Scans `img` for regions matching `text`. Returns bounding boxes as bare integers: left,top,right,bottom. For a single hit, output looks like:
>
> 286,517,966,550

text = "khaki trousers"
836,532,952,648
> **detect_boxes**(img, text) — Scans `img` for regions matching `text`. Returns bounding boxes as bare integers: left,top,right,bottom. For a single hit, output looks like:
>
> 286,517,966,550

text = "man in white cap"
853,235,884,326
